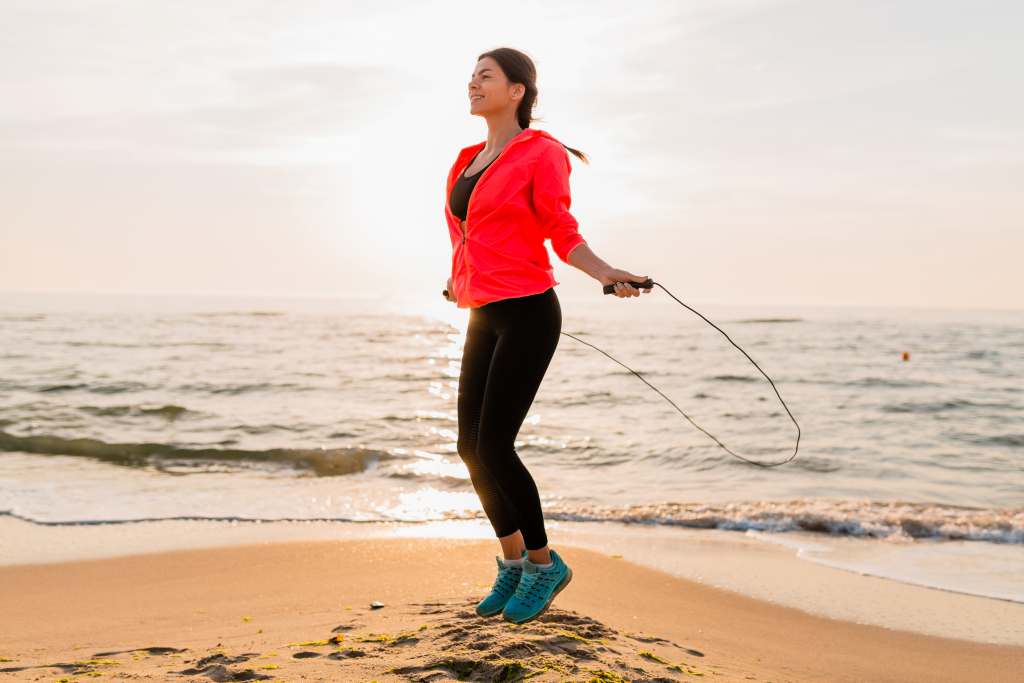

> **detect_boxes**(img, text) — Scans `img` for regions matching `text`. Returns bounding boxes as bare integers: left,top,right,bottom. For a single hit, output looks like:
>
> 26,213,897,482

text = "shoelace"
493,565,522,595
514,568,559,604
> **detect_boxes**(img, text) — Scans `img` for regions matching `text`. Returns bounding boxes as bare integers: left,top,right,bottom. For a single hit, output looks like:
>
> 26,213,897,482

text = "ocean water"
1,290,1021,601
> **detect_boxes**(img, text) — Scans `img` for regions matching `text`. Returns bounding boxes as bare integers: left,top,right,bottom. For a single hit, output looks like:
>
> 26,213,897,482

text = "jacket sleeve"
532,142,586,264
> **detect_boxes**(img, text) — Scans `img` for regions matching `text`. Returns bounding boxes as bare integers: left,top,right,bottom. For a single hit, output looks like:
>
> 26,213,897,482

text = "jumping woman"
443,47,652,624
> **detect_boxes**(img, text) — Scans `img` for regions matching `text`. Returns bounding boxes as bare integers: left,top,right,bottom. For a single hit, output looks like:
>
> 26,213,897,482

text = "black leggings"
456,286,562,551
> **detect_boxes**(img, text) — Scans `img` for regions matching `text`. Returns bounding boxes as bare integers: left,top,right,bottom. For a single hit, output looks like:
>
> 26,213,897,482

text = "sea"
1,289,1021,603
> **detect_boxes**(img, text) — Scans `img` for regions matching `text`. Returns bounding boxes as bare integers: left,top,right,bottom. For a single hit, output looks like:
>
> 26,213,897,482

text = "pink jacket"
445,128,587,308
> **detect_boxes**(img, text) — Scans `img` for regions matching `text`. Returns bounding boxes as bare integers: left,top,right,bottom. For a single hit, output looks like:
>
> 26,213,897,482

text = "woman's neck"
482,121,524,155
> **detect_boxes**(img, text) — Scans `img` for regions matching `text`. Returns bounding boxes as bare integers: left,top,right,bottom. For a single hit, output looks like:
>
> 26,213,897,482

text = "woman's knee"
475,431,515,472
457,436,485,469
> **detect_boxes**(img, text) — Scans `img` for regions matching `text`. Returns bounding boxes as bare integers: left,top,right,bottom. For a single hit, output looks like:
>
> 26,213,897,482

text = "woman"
444,47,651,624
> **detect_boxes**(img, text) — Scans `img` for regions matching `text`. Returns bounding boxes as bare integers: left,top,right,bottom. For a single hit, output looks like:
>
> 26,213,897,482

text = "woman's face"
468,57,522,117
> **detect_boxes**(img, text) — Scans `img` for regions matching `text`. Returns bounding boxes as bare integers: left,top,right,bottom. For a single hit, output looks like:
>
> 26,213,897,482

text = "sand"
1,537,1022,683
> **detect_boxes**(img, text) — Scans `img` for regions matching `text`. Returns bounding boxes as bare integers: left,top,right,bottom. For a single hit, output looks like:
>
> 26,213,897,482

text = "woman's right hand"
599,267,652,298
444,277,456,303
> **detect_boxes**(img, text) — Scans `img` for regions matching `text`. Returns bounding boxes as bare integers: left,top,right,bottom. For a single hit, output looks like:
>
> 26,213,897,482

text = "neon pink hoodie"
445,128,587,309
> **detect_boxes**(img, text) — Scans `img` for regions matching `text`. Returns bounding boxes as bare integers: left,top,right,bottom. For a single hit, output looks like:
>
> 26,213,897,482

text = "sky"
1,0,1021,310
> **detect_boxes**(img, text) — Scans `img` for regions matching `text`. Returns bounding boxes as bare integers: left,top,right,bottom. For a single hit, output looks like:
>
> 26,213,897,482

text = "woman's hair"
477,47,589,164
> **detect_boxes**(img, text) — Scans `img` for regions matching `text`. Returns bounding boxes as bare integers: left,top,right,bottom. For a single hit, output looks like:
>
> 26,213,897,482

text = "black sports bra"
448,150,496,221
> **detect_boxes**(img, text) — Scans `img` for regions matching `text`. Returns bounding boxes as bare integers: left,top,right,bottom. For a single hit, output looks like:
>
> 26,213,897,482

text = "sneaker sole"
475,600,509,618
502,565,573,624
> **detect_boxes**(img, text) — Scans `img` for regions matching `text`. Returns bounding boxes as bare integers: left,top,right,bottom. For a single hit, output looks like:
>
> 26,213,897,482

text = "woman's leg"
475,288,562,562
457,306,526,558
497,530,527,562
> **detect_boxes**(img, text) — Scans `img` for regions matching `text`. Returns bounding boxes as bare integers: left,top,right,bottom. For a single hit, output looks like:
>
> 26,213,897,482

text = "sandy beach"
2,533,1021,683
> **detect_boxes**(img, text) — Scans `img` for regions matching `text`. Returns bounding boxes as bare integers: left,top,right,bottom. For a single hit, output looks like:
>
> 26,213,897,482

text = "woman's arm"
533,143,650,298
566,242,609,280
568,243,652,298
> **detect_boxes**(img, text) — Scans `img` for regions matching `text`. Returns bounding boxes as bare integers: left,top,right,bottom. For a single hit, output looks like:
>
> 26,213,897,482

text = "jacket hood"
457,127,560,159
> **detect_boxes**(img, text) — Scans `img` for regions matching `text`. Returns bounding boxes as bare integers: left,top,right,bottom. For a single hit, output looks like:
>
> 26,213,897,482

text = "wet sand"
1,537,1021,682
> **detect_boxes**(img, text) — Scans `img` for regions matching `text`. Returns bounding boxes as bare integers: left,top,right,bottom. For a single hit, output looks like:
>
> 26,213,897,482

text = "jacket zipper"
460,132,529,245
453,130,533,302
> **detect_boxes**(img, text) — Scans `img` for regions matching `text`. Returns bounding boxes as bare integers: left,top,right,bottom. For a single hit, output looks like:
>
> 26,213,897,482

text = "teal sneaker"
475,549,528,617
502,548,573,624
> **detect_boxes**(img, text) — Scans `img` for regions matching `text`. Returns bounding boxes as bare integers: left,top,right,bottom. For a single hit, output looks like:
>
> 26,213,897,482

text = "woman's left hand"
599,268,652,298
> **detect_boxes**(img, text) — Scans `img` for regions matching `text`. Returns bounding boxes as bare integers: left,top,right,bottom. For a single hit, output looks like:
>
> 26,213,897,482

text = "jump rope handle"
603,277,654,295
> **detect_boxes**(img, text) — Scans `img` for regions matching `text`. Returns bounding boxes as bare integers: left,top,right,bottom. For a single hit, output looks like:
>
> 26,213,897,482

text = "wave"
383,470,469,489
175,381,316,395
558,390,616,407
734,317,803,324
60,341,232,349
4,495,1019,546
846,377,940,388
0,509,387,526
537,498,1024,544
708,374,758,382
381,411,455,423
193,310,286,317
0,430,390,477
881,398,1017,413
972,434,1024,448
77,404,194,420
28,381,152,395
379,372,440,383
0,314,46,322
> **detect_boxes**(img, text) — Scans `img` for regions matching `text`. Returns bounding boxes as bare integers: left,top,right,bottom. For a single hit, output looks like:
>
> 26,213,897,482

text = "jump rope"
443,278,800,468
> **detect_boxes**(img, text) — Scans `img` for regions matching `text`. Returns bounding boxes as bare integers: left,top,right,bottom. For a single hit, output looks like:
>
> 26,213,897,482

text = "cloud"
0,62,415,163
